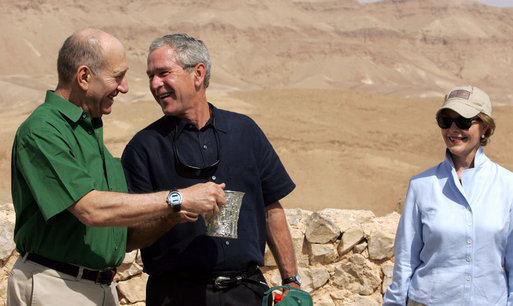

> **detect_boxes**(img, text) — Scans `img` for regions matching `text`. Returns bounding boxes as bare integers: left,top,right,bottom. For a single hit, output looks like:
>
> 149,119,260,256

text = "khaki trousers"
7,256,118,306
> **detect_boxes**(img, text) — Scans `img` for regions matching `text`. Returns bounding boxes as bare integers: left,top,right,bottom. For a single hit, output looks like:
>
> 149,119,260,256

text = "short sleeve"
252,121,295,205
15,129,97,221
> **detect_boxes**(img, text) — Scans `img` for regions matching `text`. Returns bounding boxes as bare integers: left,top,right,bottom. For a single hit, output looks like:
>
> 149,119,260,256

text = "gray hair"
149,33,211,88
57,32,105,85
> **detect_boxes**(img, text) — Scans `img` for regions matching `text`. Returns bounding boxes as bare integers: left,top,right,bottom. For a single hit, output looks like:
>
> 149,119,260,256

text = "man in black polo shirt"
121,33,300,305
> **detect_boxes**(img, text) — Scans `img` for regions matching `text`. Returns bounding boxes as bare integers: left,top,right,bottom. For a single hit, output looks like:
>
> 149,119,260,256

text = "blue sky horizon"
358,0,513,7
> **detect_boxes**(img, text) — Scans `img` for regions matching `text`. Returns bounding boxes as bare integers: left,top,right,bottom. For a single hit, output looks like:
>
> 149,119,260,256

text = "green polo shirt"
11,90,127,269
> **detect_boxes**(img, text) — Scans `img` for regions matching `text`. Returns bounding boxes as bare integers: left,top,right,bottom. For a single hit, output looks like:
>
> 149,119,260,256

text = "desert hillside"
1,0,513,215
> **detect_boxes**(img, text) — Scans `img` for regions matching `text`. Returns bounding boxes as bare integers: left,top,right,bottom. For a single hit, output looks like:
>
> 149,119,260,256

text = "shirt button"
466,206,471,211
211,176,216,181
466,275,471,281
203,144,208,150
466,256,471,262
88,130,93,134
81,114,87,119
225,241,230,246
467,239,472,244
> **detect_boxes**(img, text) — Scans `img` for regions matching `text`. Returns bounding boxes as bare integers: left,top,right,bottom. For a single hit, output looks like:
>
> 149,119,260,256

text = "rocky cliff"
1,0,513,106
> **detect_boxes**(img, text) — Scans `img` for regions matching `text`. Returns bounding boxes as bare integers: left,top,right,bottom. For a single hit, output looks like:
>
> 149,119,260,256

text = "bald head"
57,28,125,85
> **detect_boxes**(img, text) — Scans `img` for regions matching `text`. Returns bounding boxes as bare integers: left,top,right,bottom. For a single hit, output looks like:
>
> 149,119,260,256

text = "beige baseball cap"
436,86,492,118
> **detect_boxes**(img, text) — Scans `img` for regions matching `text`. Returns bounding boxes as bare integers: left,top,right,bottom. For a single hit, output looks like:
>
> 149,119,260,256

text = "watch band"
282,274,301,286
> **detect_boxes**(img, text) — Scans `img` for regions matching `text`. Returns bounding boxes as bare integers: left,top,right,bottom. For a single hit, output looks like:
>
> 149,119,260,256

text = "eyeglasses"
436,115,481,130
172,118,221,172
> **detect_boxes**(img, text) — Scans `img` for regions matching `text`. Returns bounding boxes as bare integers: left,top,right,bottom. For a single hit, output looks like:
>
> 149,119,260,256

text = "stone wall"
0,205,400,305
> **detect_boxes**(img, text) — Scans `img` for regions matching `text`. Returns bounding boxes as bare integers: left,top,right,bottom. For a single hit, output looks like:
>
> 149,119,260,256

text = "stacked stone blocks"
0,204,400,305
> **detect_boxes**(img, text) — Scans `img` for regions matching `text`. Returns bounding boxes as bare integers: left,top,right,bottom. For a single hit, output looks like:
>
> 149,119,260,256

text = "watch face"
167,191,182,212
168,191,182,204
296,274,302,284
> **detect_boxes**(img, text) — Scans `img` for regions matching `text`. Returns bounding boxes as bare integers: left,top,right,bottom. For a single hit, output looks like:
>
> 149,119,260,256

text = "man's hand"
281,282,301,298
170,210,199,224
179,182,226,220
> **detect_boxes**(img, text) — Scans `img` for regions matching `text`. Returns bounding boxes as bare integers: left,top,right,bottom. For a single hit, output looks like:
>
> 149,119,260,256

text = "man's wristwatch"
282,274,302,286
166,189,182,212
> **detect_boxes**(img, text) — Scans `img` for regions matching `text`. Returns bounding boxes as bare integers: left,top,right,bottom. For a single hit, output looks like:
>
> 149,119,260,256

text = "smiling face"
85,38,129,118
146,45,198,118
440,109,487,165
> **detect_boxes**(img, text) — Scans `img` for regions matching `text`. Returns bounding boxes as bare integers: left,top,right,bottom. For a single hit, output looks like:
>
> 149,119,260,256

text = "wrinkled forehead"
146,46,182,74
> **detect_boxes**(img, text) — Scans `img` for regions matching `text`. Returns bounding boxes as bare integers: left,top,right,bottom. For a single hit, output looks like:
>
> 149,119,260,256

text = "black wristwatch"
282,274,302,286
166,189,182,212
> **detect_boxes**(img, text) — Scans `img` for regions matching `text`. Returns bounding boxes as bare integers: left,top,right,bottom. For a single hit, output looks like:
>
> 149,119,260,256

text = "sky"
358,0,513,7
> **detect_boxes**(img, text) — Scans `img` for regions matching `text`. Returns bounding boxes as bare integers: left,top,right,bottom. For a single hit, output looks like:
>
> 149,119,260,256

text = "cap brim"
437,99,480,118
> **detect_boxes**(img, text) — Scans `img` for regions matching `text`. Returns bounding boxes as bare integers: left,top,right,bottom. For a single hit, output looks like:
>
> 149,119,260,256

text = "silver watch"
282,274,302,286
166,189,182,212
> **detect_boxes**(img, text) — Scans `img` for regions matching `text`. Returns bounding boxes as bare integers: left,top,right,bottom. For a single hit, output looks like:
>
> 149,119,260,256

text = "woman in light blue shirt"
384,86,513,306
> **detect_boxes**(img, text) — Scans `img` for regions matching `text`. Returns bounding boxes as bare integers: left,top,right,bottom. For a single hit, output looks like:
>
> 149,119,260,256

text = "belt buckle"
96,269,115,285
214,276,231,289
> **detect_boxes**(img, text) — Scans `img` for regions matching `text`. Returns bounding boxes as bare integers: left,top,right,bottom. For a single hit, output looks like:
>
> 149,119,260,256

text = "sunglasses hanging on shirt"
172,117,221,177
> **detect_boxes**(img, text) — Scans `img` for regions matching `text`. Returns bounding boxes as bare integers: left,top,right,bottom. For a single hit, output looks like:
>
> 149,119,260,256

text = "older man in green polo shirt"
7,28,226,306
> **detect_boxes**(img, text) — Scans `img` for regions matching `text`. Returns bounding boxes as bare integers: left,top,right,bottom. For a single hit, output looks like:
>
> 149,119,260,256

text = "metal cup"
205,190,245,239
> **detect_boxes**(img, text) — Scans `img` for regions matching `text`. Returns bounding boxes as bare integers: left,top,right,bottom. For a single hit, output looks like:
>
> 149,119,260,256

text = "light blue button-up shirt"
384,147,513,305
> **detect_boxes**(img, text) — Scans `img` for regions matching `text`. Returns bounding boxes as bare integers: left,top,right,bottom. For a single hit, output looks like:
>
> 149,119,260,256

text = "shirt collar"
172,103,227,134
444,146,488,170
45,90,87,123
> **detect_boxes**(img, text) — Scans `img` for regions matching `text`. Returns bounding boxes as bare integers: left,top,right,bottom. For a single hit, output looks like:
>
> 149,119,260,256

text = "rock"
135,251,144,267
310,243,338,265
262,268,281,288
311,288,336,306
361,212,400,238
116,273,149,304
367,230,395,260
350,294,382,306
115,262,143,282
115,251,142,281
0,206,404,305
381,261,394,294
333,254,381,295
338,227,364,256
0,251,18,302
300,266,330,292
123,250,138,264
328,288,352,304
353,241,368,254
318,209,375,233
305,212,340,244
290,228,307,266
285,208,313,233
0,204,15,262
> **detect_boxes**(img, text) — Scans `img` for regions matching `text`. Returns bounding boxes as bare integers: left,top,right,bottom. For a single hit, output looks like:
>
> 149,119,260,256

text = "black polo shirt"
121,104,295,275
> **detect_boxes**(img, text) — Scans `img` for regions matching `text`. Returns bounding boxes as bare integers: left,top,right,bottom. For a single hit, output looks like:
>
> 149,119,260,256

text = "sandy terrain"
1,0,513,216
